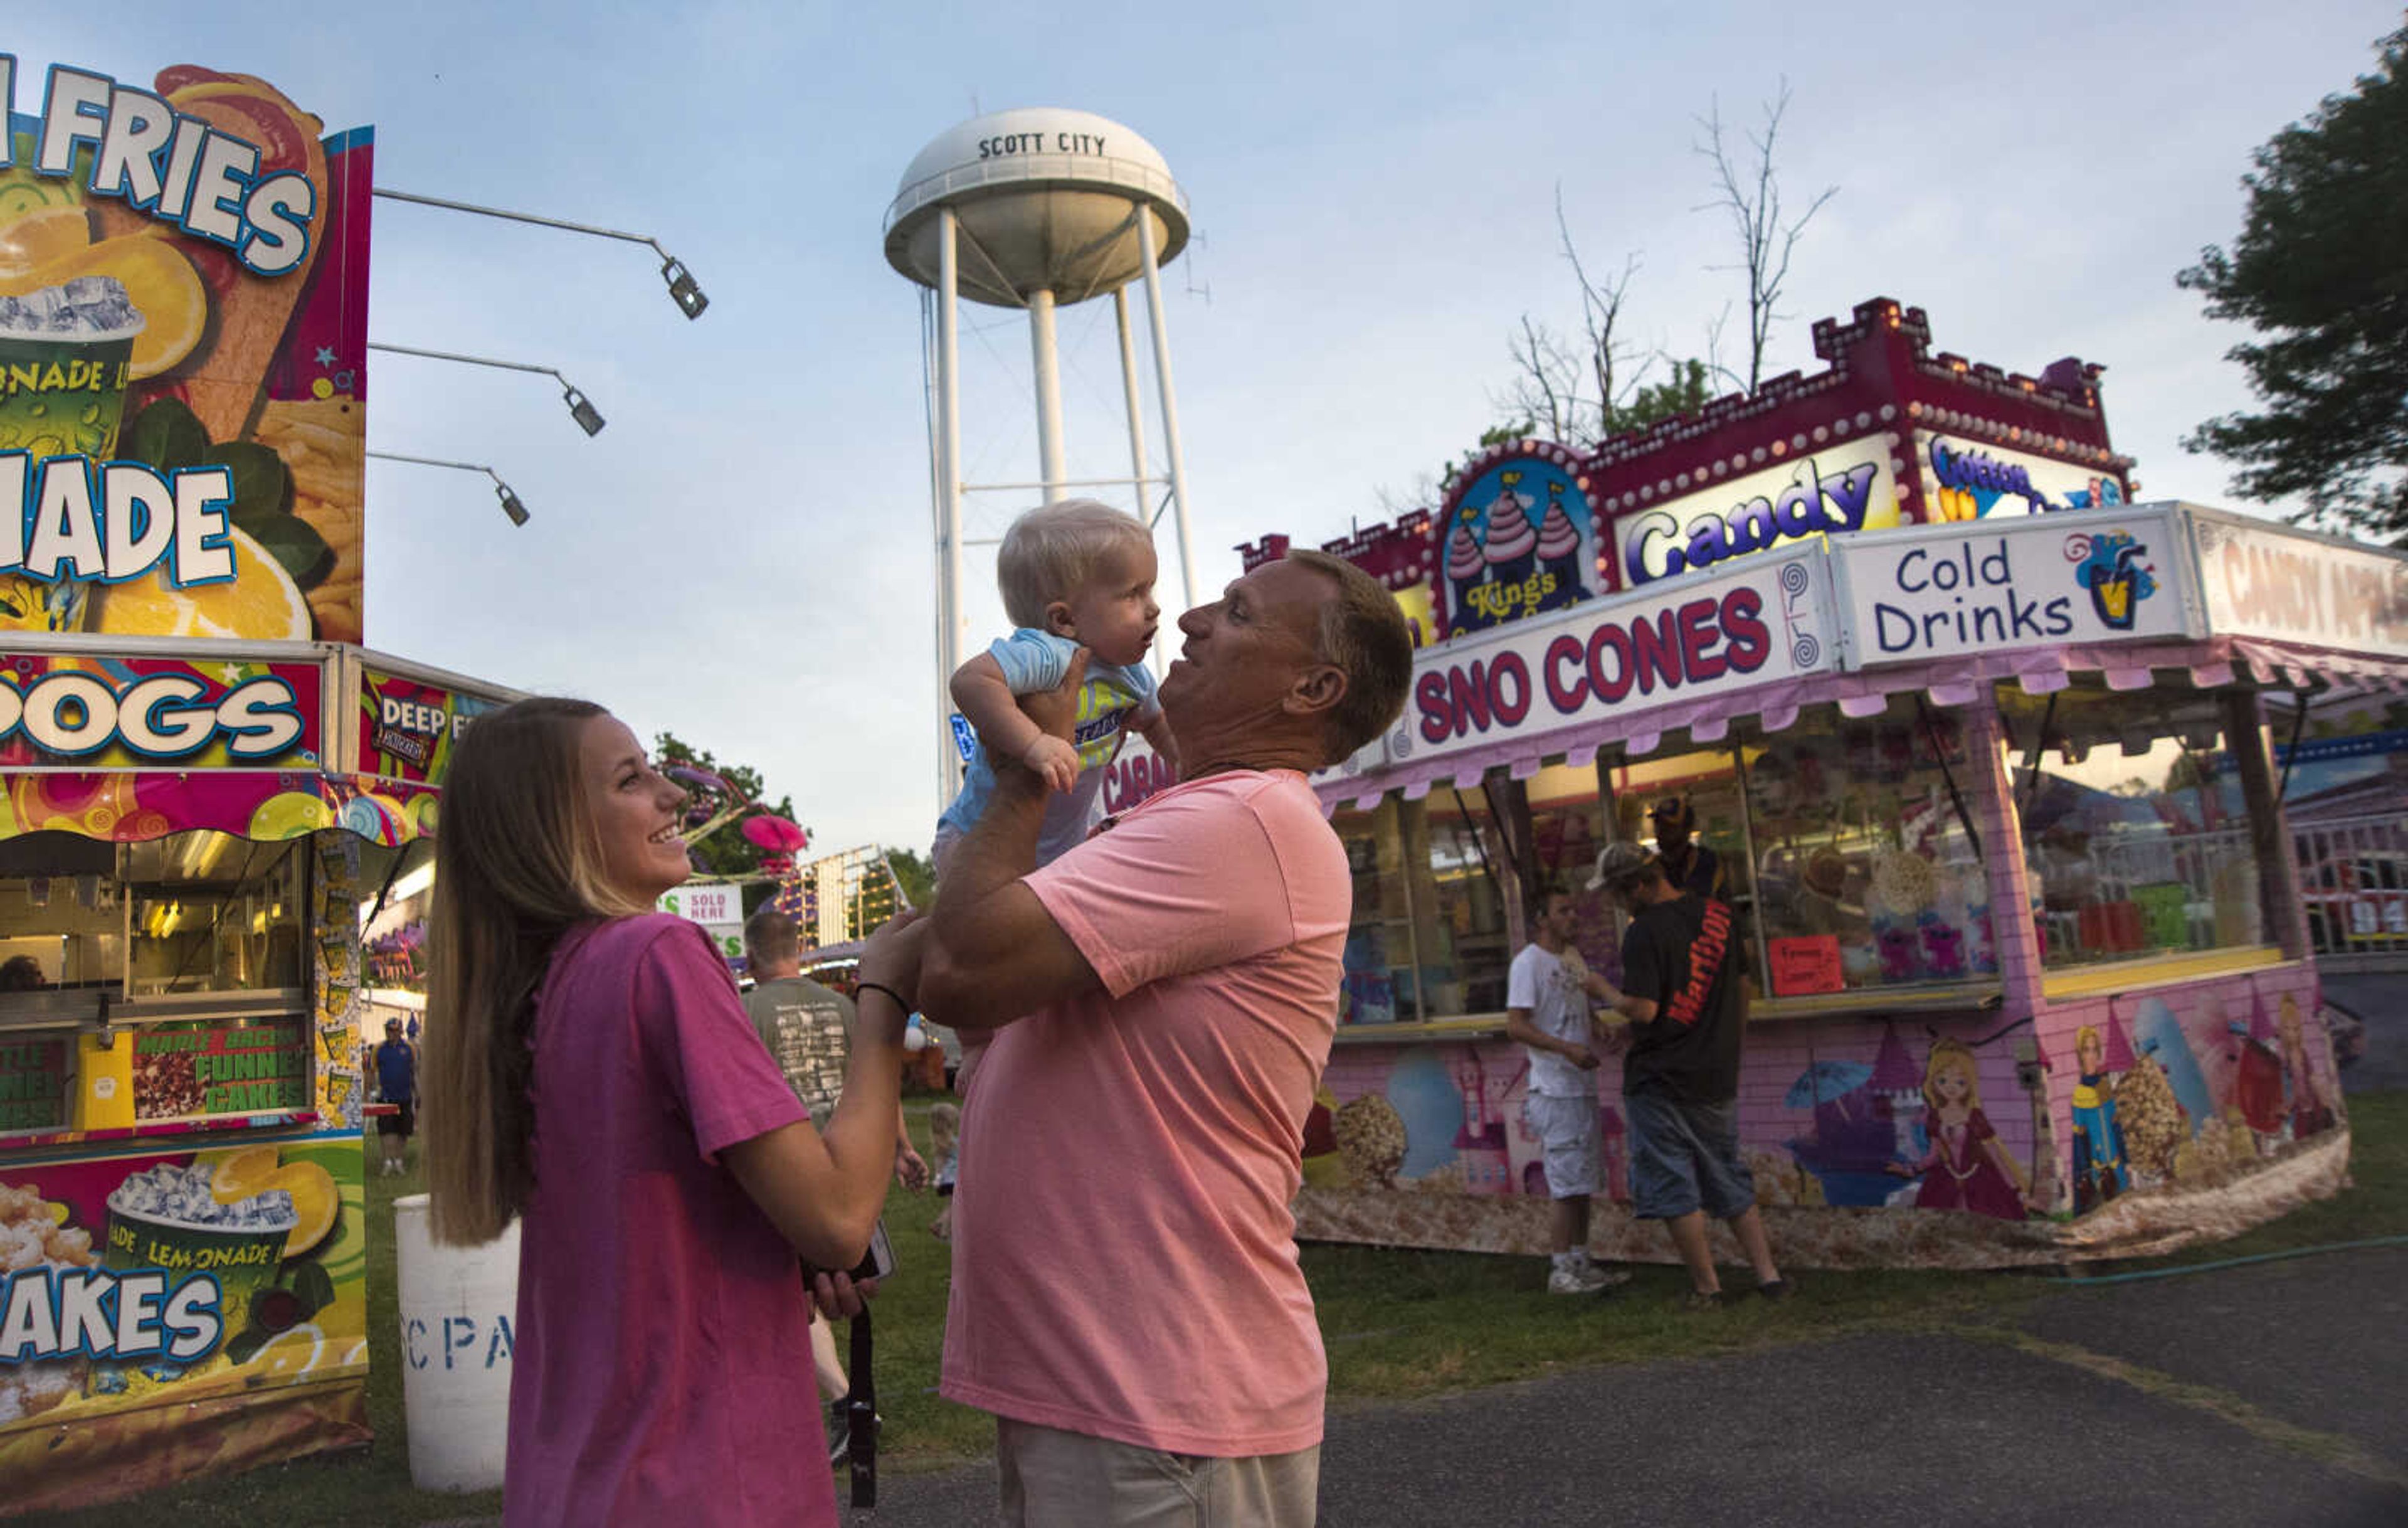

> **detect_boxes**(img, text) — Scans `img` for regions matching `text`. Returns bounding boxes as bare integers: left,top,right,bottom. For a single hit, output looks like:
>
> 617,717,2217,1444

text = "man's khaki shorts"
996,1415,1319,1527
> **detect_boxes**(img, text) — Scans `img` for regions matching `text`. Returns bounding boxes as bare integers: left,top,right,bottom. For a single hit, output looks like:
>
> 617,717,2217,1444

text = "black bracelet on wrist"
856,981,910,1013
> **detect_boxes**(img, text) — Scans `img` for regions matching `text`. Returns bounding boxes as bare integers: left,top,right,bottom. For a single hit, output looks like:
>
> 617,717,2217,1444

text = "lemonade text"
1,450,236,590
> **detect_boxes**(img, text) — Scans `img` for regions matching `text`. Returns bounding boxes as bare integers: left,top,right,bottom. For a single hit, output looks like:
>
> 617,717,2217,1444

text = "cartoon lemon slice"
268,1162,340,1258
0,205,92,278
89,525,311,640
205,1144,283,1203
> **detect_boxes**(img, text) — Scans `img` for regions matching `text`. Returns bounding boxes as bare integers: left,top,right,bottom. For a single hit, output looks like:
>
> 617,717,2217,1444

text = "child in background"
927,1101,961,1241
934,498,1178,874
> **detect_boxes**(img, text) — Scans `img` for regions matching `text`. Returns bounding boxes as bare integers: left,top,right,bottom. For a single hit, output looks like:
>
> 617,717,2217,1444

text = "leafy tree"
2179,23,2408,538
1608,358,1714,437
652,731,800,880
884,846,934,911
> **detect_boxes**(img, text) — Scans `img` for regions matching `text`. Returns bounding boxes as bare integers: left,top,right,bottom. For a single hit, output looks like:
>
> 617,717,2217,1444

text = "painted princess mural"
2276,995,2337,1141
1888,1039,2031,1219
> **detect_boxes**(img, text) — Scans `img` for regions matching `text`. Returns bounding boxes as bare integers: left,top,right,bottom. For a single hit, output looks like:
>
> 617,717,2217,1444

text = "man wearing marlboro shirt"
1588,840,1791,1309
915,551,1412,1527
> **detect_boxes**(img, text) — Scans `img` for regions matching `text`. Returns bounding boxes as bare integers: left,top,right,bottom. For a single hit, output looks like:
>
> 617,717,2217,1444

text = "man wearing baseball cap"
1649,797,1721,900
1587,841,1790,1308
371,1016,418,1177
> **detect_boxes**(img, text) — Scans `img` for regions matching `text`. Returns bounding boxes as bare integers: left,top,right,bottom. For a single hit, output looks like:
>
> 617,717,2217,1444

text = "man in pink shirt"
919,550,1414,1527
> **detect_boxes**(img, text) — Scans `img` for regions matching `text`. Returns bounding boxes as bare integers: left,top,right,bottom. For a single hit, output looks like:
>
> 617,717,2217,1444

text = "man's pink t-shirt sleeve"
1026,777,1308,997
630,920,808,1162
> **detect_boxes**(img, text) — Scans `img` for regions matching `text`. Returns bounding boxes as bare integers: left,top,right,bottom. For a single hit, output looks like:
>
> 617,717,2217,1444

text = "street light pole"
372,186,709,317
367,341,606,435
367,450,531,526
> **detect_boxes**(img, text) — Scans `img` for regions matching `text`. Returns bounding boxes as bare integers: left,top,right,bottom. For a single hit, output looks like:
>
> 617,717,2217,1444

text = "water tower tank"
884,108,1190,307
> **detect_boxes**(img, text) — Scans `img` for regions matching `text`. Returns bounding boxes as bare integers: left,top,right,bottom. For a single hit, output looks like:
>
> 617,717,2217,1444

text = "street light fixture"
367,450,532,526
372,186,710,319
367,342,606,436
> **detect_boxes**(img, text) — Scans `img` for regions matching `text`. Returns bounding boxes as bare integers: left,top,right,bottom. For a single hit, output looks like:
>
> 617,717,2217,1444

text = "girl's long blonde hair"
421,698,655,1244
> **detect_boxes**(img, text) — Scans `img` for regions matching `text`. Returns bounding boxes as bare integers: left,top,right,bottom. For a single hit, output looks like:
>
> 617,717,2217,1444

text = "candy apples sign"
0,56,370,645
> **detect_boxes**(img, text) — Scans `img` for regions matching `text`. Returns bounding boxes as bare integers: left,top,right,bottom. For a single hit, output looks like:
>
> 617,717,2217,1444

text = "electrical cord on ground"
2046,1233,2408,1285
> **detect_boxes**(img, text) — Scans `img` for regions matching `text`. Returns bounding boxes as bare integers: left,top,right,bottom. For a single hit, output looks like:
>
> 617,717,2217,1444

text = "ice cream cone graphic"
1445,506,1490,634
1482,472,1538,587
1536,480,1583,608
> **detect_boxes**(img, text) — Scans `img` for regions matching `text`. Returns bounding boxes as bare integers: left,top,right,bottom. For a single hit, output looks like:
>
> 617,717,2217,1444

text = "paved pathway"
858,1239,2408,1525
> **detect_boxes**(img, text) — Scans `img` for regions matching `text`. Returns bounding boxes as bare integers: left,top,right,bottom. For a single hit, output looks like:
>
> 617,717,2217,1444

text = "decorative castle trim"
1250,297,2136,635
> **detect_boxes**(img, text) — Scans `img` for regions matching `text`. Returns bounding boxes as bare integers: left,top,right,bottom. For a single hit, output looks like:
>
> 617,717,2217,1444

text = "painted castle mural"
1297,965,2346,1268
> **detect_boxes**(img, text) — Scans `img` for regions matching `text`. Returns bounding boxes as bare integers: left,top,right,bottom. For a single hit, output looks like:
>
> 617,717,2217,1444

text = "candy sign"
1616,440,1901,587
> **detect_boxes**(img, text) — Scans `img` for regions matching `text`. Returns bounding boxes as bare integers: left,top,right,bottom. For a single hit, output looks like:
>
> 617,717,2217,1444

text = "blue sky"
14,1,2399,853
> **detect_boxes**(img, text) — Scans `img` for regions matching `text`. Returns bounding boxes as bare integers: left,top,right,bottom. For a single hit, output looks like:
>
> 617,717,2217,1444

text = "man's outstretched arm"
919,666,1102,1031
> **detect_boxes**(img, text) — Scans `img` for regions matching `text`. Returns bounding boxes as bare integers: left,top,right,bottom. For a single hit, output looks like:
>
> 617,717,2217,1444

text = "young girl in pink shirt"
421,698,920,1527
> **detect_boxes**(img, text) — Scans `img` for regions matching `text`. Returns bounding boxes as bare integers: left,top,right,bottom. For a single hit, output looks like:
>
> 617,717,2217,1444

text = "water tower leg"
937,207,968,806
1138,215,1200,612
1113,287,1152,511
1028,287,1069,504
1114,287,1168,668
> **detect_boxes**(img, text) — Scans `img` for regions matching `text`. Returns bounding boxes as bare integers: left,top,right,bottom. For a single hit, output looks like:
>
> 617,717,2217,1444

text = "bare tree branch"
1694,80,1837,391
1373,469,1444,518
1491,184,1656,450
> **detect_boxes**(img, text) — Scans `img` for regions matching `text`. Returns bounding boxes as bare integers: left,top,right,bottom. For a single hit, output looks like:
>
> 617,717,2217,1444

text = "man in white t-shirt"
1506,886,1631,1295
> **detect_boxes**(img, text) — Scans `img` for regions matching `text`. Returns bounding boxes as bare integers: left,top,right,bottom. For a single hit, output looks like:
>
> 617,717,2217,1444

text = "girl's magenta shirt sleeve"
631,919,808,1162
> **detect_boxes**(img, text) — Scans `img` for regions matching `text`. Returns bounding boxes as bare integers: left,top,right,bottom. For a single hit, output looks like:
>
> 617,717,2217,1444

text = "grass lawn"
31,1091,2404,1525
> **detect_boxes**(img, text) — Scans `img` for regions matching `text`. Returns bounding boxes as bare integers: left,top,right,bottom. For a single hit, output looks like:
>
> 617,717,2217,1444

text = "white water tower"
885,107,1200,802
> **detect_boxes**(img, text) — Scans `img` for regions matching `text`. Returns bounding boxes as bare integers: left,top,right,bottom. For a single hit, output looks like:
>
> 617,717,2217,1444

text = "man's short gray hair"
1282,549,1414,765
743,906,799,964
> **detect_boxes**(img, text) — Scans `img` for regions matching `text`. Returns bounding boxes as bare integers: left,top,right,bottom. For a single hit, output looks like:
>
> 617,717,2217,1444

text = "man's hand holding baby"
998,648,1090,788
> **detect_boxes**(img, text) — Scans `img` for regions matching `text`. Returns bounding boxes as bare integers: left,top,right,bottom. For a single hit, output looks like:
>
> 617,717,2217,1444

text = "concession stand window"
2002,681,2278,980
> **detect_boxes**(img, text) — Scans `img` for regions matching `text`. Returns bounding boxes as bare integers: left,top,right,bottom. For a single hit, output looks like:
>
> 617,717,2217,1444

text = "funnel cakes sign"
0,56,371,646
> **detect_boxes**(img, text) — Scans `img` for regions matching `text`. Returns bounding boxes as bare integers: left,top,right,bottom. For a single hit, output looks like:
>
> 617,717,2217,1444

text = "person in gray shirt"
742,906,927,1461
